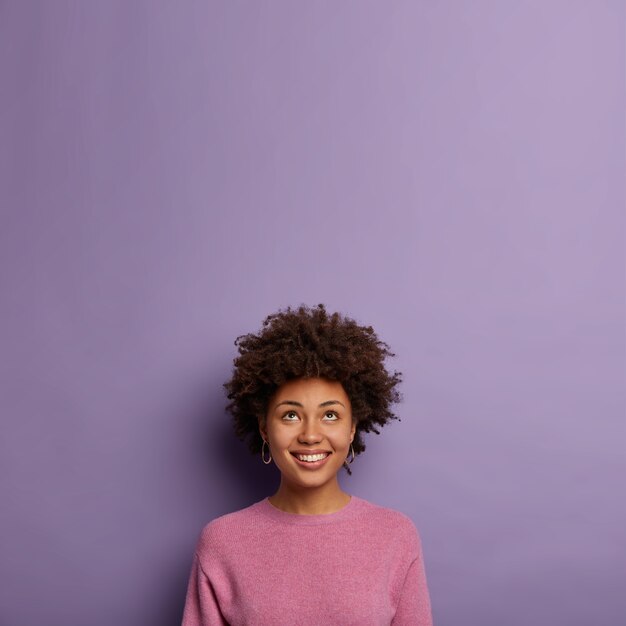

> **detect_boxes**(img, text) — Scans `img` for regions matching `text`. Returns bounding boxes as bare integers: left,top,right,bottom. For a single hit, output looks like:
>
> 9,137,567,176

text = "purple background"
1,2,624,625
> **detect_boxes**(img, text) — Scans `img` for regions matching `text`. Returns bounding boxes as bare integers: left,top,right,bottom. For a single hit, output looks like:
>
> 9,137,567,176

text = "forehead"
272,377,349,403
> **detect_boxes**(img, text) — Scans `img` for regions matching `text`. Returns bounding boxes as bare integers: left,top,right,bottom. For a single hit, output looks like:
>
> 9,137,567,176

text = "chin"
281,468,334,487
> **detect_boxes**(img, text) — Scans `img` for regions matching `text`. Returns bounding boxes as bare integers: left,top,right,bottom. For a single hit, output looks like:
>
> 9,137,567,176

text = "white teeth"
296,453,329,462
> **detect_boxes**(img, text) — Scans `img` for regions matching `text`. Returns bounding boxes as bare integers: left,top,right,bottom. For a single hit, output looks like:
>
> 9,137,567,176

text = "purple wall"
1,2,624,625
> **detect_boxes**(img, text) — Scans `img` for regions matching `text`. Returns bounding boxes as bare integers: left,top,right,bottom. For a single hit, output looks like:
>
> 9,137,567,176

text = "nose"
297,418,322,444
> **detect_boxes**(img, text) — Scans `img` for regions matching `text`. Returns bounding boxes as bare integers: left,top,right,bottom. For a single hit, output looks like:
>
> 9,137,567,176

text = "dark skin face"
258,377,356,515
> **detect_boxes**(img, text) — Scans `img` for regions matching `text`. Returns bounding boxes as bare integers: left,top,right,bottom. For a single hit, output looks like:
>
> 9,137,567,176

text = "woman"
182,304,433,625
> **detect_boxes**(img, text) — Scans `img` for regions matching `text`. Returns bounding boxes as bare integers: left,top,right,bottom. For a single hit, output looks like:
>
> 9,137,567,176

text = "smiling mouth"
291,452,331,463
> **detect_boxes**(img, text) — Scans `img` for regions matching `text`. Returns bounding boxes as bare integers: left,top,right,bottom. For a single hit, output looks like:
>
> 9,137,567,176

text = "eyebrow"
274,400,346,411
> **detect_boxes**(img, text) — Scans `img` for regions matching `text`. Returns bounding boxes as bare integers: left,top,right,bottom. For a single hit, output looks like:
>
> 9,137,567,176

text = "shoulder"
355,495,418,529
195,500,264,553
353,496,423,550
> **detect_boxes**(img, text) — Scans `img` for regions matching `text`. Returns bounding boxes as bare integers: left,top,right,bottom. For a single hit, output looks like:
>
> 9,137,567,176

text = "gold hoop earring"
344,443,355,466
261,439,272,465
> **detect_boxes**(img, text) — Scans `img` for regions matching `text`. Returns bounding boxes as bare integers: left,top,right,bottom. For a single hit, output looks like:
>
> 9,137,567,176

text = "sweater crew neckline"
255,494,364,525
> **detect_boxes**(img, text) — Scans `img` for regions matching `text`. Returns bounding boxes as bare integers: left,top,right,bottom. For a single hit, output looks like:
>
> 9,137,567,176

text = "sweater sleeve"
181,552,228,626
391,535,433,626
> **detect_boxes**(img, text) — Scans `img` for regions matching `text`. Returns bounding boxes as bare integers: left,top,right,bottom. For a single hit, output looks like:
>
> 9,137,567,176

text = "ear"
258,416,268,441
349,419,356,442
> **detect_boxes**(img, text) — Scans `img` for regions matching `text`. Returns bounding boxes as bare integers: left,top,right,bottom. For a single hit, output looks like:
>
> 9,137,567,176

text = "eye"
282,411,300,422
323,411,339,421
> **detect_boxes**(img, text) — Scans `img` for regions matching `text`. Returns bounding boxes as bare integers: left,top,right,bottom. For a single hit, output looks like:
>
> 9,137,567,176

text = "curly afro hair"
223,303,403,473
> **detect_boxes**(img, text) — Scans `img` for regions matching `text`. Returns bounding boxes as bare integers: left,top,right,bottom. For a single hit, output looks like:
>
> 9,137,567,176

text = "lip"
290,451,332,470
290,449,332,455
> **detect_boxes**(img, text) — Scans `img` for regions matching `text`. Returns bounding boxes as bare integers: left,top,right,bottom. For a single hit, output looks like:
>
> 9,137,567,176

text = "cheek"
330,428,353,446
267,425,291,446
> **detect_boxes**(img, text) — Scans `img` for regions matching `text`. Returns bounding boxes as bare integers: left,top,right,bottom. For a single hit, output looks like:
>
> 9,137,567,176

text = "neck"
269,478,351,515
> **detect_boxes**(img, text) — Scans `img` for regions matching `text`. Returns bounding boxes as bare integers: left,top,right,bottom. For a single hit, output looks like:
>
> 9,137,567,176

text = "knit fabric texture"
181,495,433,625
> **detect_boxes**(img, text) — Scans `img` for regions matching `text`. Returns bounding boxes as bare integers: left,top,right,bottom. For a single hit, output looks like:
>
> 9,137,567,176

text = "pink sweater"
182,495,433,625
